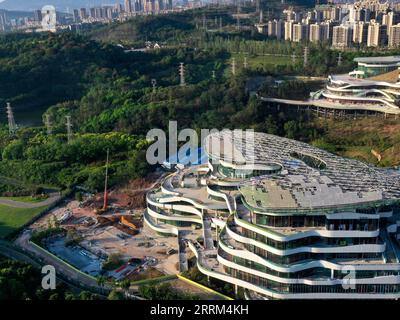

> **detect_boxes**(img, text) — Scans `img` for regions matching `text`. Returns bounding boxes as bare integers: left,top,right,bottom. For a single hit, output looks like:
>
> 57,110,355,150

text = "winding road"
0,194,61,208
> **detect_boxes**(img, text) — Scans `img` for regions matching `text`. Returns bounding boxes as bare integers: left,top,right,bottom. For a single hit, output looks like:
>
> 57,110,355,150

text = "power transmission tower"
179,63,186,87
303,46,309,67
65,115,73,144
44,114,52,135
231,58,236,76
151,78,157,94
337,52,342,66
243,56,248,69
212,70,216,80
236,3,241,30
6,102,17,136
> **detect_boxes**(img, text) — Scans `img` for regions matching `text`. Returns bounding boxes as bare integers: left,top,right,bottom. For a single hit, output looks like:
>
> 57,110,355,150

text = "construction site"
24,174,184,281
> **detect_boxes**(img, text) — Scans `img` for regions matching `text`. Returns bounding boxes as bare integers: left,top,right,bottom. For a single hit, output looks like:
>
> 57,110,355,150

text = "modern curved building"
259,56,400,116
311,56,400,115
145,130,400,299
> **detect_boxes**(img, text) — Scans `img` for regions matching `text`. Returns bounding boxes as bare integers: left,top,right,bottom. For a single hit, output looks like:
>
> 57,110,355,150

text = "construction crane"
103,148,110,211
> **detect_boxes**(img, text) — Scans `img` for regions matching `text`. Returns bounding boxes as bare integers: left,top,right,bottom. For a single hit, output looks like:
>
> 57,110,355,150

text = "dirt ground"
29,200,182,277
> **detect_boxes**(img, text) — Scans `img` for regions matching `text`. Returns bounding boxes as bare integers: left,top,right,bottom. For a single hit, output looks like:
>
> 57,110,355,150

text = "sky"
0,1,119,12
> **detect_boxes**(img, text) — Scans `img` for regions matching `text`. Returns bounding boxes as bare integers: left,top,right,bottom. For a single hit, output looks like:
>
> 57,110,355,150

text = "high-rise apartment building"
79,8,87,20
308,22,331,43
332,25,353,49
33,10,42,22
284,20,294,40
89,8,95,19
383,11,398,35
290,23,308,42
389,23,400,47
309,23,321,42
353,22,368,45
73,9,80,22
268,19,284,40
125,0,133,13
367,21,388,47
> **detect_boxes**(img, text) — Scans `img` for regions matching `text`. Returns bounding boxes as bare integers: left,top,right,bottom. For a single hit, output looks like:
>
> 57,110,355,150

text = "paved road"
0,240,41,267
0,239,110,295
0,194,61,208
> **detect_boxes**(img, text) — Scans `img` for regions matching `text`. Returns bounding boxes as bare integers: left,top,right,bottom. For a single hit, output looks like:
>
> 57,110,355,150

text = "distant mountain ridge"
0,0,117,12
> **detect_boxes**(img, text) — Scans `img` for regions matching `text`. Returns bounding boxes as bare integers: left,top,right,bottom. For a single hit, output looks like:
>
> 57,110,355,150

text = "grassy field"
0,204,48,238
231,53,295,70
313,117,400,167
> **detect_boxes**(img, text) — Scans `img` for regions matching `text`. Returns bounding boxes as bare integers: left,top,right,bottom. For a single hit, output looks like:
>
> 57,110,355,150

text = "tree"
107,289,125,300
2,140,24,160
120,279,131,292
284,120,298,139
97,275,107,288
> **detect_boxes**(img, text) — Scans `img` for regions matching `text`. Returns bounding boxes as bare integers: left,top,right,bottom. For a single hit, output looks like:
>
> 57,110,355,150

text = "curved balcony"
187,239,400,300
234,211,380,242
144,209,179,236
146,205,202,226
217,245,400,286
225,222,386,258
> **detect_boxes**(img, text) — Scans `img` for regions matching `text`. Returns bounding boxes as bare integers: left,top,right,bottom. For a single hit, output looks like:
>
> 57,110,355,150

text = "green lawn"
231,53,294,70
0,204,48,238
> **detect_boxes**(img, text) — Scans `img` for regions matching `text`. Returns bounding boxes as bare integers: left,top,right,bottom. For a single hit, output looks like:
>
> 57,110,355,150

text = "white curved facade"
145,130,400,299
311,56,400,115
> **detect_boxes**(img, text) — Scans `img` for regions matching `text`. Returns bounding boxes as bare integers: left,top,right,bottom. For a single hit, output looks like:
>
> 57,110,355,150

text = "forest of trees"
2,6,399,191
0,28,342,191
0,128,150,192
